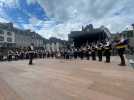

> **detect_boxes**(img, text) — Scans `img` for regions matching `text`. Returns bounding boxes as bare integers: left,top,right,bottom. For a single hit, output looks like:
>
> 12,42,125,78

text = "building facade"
122,30,134,48
45,37,67,52
0,22,15,48
14,29,44,48
0,22,45,48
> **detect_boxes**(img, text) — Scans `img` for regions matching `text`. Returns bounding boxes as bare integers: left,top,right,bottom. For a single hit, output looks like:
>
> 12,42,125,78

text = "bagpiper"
91,44,97,61
97,42,103,62
115,35,128,66
80,46,84,60
104,40,112,63
86,45,91,60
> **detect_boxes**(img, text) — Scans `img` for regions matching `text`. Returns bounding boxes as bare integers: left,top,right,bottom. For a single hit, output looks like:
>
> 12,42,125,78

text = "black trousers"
0,55,3,61
91,52,96,60
118,48,125,65
105,50,111,63
80,52,84,60
98,51,103,61
66,54,69,59
29,53,33,65
106,55,110,63
8,55,12,61
74,52,77,59
86,53,90,60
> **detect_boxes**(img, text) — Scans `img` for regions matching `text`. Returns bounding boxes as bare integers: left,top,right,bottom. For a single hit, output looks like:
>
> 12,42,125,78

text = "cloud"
37,21,83,40
0,0,134,40
0,17,9,22
0,0,18,6
26,0,36,4
27,0,133,39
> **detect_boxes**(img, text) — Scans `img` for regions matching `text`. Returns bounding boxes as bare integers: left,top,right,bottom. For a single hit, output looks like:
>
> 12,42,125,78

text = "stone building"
14,29,44,48
0,22,15,48
118,24,134,48
0,22,45,48
122,30,134,48
45,37,67,52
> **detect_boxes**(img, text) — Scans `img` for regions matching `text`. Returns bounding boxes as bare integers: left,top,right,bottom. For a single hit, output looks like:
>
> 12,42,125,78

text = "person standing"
8,50,12,61
91,44,96,61
97,43,103,62
86,46,91,60
74,48,78,59
28,43,34,65
116,35,128,66
104,40,112,63
0,51,3,61
80,47,84,60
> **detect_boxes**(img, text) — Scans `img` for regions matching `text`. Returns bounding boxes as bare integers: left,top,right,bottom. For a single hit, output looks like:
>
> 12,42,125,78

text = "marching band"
0,35,128,66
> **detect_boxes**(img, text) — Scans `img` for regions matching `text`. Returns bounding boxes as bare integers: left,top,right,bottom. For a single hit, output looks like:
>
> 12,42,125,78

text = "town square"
0,58,134,100
0,0,134,100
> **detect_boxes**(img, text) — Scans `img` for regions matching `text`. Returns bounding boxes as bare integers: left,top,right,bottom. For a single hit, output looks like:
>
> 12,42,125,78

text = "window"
127,33,130,38
7,37,12,42
0,36,4,41
7,32,12,36
123,34,126,38
127,32,133,38
0,30,4,34
130,32,134,37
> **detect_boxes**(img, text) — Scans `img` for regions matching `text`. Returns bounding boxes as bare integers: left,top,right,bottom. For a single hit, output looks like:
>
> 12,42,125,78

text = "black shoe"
118,64,126,66
105,61,110,63
29,63,33,65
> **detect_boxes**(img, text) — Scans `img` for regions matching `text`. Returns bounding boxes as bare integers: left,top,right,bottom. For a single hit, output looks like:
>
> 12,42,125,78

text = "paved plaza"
0,57,134,100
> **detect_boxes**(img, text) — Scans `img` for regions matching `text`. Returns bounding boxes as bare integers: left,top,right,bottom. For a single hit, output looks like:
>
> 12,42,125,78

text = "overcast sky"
0,0,134,40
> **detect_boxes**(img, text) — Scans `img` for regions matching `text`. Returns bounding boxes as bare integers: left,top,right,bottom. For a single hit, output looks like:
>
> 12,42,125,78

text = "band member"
74,48,78,59
104,40,112,63
66,49,70,59
80,47,84,60
115,35,128,66
64,49,67,59
43,50,46,59
86,46,91,60
20,50,25,59
91,44,96,61
15,50,19,60
83,46,87,60
28,43,34,65
8,50,13,61
0,51,3,61
77,48,81,59
97,43,103,62
26,50,29,59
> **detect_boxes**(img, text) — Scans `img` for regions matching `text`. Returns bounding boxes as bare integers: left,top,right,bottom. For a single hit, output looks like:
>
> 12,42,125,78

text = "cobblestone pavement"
0,57,134,100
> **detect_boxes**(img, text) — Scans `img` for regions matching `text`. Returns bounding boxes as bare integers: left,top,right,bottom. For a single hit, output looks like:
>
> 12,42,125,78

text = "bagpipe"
123,39,129,45
112,39,129,49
